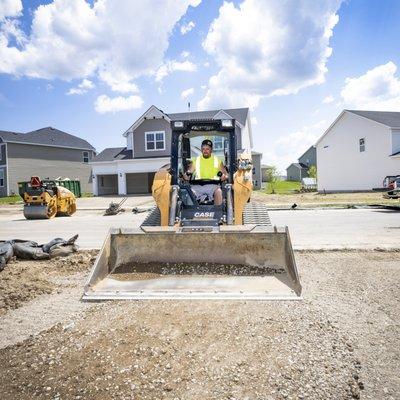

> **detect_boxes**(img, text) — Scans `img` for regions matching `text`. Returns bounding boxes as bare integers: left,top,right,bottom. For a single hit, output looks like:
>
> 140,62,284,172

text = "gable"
123,105,171,137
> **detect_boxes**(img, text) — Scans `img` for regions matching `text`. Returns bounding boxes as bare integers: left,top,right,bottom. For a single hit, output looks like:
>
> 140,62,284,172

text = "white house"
316,110,400,191
90,105,258,195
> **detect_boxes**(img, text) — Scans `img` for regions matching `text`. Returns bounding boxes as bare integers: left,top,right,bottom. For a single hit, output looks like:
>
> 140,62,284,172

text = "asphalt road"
0,207,399,250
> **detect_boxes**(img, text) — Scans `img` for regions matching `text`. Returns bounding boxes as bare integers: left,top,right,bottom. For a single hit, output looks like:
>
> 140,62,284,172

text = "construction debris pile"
0,234,79,271
104,198,127,216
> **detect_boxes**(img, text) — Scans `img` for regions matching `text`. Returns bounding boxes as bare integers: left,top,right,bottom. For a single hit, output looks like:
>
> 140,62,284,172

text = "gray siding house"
286,163,309,182
286,145,317,181
91,105,261,195
0,127,96,197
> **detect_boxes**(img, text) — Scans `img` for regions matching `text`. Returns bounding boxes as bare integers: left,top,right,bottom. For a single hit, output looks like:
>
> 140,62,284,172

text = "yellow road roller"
20,176,77,219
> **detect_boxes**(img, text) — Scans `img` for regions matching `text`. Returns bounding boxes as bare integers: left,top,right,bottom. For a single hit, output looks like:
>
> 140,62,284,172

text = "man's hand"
220,173,228,181
183,171,192,181
219,163,228,181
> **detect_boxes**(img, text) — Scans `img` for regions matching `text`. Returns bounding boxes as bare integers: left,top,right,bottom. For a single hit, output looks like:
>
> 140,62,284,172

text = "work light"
221,119,233,127
174,121,184,128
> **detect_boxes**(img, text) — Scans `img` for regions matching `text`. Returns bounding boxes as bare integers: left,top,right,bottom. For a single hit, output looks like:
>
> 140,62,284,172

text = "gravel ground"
252,191,396,206
0,251,97,316
0,251,399,399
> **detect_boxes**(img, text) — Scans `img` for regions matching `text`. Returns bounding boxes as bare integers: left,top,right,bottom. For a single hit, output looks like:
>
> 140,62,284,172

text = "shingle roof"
287,163,308,170
168,108,249,126
0,127,95,150
347,110,400,128
92,147,130,162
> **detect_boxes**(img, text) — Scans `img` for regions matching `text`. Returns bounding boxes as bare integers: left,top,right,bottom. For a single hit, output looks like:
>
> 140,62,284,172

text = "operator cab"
170,119,237,228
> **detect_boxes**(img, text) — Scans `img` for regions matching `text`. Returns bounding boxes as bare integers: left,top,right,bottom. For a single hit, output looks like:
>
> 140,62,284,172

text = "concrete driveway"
0,200,399,249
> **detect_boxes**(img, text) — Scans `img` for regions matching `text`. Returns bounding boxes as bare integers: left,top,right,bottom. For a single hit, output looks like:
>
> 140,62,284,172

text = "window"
83,151,90,163
0,170,4,187
146,131,165,151
213,136,224,151
0,144,4,162
359,138,365,152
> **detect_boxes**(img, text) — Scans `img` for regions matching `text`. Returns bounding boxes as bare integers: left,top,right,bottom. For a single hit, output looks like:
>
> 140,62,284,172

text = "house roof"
92,147,131,162
298,145,316,160
286,162,308,171
346,110,400,128
168,107,249,126
0,127,95,150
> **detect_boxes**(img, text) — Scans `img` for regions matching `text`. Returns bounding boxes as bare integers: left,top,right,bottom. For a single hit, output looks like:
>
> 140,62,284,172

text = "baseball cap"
201,139,213,148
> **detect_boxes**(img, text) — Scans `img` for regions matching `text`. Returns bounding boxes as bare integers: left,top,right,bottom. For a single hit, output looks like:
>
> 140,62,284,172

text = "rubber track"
141,206,161,226
141,202,271,227
243,202,271,226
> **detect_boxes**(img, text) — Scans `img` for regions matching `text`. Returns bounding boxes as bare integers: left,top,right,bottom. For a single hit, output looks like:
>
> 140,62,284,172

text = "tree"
308,165,317,179
266,166,279,194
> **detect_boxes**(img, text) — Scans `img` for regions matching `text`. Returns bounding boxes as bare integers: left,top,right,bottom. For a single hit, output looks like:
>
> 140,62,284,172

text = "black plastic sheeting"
0,234,78,271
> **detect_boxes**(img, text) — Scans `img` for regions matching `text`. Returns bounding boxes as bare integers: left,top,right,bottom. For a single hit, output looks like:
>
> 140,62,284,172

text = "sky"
0,0,400,172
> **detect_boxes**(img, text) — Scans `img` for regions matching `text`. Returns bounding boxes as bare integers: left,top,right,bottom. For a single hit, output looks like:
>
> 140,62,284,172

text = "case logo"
194,212,214,218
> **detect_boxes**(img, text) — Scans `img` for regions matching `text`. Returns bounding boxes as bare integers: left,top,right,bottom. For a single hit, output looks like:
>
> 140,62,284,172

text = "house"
316,110,400,192
286,145,317,182
90,105,261,195
286,163,309,182
0,127,96,197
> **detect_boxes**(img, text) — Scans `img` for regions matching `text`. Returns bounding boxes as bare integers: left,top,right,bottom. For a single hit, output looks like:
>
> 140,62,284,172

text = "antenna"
188,102,191,112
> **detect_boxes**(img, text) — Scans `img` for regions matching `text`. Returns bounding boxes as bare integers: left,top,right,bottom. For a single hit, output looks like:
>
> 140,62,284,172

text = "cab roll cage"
170,119,237,185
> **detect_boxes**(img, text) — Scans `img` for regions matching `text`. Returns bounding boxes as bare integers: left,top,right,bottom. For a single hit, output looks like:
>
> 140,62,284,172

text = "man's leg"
214,187,222,205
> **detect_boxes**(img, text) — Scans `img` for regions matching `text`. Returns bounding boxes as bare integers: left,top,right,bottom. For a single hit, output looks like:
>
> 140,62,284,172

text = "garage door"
126,173,154,194
98,174,118,195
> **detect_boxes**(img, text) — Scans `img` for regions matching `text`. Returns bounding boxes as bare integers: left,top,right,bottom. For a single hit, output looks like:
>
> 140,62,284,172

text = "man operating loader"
183,139,228,205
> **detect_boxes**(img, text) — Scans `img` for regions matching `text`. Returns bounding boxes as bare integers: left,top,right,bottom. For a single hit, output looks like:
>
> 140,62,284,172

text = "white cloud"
199,0,342,110
203,61,210,67
0,0,201,92
251,116,258,125
200,85,207,89
341,61,400,111
263,120,327,173
67,78,95,95
181,87,194,99
181,50,190,58
155,60,197,82
323,95,334,104
0,0,22,21
46,83,54,91
94,94,143,114
180,20,195,35
98,70,138,93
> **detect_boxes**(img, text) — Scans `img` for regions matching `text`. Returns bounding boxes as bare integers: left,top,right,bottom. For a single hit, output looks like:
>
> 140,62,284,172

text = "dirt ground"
0,251,399,400
252,190,398,206
0,251,97,316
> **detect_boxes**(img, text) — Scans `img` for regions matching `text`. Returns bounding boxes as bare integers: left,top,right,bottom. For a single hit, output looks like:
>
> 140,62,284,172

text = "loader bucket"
83,226,301,300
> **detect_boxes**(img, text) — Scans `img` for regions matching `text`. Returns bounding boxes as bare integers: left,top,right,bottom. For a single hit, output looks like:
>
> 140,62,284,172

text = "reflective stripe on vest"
195,155,219,180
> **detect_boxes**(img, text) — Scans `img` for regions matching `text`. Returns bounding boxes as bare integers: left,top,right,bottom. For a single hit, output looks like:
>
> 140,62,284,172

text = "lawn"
264,180,301,194
0,195,22,205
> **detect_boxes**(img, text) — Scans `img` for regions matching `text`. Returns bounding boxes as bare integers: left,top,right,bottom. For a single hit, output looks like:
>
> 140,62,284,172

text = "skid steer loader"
83,119,301,300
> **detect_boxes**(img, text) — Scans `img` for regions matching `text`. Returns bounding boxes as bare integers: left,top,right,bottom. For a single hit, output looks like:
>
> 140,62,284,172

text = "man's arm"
183,160,195,181
219,162,228,181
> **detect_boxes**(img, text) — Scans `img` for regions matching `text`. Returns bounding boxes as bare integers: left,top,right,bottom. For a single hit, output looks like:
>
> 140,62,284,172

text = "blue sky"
1,0,400,171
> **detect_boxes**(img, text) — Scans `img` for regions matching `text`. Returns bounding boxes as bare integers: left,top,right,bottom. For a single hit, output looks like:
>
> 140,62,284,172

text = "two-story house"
316,110,400,191
286,145,317,182
0,127,96,197
90,105,261,195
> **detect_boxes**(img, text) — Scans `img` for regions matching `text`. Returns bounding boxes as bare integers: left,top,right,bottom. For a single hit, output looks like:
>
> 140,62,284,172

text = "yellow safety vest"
194,155,220,179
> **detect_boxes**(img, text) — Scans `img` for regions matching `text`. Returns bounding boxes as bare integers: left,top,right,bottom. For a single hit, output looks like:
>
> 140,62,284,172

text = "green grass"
264,180,301,194
0,195,22,204
81,192,94,198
